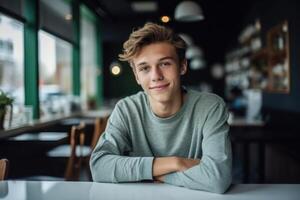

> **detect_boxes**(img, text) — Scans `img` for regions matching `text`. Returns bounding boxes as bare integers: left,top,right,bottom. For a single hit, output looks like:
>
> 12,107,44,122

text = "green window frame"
22,0,103,119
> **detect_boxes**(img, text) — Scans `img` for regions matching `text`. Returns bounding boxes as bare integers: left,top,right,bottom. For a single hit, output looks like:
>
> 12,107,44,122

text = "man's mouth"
149,83,170,90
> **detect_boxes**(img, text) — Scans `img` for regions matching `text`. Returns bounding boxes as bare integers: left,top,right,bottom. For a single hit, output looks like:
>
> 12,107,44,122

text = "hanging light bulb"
211,63,224,79
178,33,193,46
161,15,170,23
174,1,204,22
190,57,206,70
110,61,122,76
186,46,203,59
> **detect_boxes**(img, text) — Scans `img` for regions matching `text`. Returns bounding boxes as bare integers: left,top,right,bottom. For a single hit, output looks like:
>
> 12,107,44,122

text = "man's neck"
149,90,185,118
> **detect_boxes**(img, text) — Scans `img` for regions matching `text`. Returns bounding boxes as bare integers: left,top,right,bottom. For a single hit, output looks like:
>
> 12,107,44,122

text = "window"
0,13,24,104
38,30,72,118
80,6,98,110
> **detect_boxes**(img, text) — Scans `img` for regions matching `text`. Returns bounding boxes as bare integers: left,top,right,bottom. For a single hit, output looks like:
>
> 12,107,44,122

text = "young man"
90,23,232,193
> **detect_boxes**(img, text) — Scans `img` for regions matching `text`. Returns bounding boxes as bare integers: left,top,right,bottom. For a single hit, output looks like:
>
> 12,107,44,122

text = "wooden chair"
47,116,109,180
64,123,85,181
81,116,109,180
25,123,86,181
0,159,9,180
90,116,109,151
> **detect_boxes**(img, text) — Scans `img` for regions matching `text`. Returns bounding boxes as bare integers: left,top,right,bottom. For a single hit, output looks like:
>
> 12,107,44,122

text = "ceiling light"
178,33,193,46
190,57,206,70
110,61,122,76
186,46,203,59
161,16,170,23
255,19,261,31
175,1,204,22
211,63,224,79
131,2,158,12
111,66,121,76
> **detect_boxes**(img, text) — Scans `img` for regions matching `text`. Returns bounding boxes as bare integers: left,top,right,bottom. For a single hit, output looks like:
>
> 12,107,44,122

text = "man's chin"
149,93,171,103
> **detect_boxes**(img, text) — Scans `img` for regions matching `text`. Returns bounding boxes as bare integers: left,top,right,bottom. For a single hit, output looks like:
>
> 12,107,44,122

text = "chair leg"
83,157,93,181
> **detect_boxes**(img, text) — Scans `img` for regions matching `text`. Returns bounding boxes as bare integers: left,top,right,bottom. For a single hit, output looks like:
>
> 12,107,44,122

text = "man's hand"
175,157,200,172
152,157,178,177
152,157,200,181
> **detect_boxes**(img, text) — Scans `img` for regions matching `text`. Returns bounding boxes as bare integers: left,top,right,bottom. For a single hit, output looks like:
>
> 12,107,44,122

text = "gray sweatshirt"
90,89,232,193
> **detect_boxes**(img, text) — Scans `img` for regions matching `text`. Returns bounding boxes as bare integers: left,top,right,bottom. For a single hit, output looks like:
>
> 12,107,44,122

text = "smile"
149,83,170,90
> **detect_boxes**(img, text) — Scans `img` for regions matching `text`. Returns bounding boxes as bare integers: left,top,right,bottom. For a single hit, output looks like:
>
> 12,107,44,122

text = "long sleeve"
90,103,154,183
163,101,232,194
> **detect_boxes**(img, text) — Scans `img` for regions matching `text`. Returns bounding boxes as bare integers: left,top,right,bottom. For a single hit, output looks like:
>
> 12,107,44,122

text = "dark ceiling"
83,0,258,63
82,0,269,97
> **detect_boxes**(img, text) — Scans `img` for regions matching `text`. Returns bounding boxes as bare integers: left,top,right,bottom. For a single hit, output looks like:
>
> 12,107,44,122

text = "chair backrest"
64,122,85,181
0,159,9,180
90,116,109,151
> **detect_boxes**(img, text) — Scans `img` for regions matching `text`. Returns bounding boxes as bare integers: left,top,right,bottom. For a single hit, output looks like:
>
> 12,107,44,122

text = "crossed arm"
152,157,200,181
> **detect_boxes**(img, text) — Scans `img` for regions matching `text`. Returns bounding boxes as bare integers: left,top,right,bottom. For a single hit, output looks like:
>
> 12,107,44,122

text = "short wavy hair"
119,22,187,67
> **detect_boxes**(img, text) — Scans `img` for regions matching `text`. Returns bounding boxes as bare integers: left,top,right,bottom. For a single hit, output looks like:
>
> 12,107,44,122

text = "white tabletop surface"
1,181,300,200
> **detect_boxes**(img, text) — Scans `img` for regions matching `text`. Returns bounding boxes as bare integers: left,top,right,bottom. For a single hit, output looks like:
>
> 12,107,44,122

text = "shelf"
250,48,268,61
225,20,290,93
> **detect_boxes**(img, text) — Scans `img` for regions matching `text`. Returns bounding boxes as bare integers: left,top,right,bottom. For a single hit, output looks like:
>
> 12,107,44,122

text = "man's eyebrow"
136,62,148,67
158,56,175,61
136,56,175,67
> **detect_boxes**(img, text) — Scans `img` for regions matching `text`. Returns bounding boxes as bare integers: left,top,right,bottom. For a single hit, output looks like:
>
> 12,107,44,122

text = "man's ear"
180,59,187,75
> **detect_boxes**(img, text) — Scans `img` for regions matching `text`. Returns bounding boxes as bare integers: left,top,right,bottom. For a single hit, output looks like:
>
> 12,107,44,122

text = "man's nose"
151,67,164,82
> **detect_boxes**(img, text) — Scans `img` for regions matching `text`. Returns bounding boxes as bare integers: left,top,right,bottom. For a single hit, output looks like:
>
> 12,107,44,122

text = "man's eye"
139,66,149,72
159,62,171,67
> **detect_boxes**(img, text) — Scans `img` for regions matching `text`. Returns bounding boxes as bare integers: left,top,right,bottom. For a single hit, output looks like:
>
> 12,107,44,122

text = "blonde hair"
119,22,187,67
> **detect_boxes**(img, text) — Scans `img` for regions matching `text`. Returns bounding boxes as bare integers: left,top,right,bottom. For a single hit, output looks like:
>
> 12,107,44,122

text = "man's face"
132,42,187,104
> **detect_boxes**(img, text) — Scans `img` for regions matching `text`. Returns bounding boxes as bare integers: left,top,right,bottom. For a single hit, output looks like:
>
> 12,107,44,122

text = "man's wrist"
153,156,180,177
172,156,181,172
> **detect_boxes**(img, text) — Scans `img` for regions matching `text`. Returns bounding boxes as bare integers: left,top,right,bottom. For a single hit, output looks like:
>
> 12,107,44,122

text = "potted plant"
0,90,13,130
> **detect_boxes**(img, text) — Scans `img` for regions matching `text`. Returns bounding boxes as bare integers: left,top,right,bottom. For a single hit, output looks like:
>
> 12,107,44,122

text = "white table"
0,181,300,200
